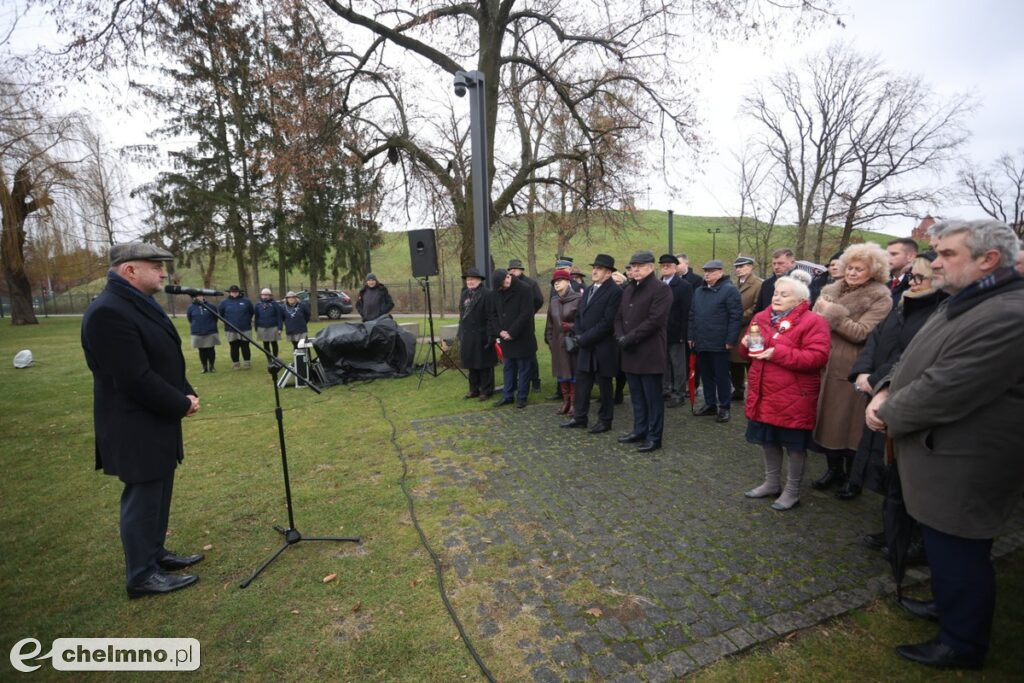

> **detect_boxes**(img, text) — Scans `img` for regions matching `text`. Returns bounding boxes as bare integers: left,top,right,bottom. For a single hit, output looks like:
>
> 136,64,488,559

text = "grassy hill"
55,211,896,315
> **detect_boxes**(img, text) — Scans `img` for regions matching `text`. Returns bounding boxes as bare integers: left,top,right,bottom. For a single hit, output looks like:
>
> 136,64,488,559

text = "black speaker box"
408,229,439,277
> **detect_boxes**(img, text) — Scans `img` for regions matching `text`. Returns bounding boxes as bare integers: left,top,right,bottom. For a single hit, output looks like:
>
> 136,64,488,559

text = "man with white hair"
866,219,1024,670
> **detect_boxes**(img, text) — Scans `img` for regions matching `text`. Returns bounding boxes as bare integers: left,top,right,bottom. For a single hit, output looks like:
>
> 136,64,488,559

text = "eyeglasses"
909,273,931,284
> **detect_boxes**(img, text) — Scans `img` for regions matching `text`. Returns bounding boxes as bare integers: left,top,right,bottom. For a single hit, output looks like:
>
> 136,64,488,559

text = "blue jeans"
502,358,531,403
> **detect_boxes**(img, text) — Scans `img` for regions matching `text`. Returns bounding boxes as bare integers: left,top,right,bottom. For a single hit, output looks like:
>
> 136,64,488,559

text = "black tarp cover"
312,317,416,385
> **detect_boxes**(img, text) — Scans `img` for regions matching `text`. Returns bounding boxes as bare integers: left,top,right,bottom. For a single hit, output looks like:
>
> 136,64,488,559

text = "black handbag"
562,333,579,354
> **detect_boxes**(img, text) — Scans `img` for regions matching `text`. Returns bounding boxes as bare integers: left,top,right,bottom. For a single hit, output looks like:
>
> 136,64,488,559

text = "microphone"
164,285,224,296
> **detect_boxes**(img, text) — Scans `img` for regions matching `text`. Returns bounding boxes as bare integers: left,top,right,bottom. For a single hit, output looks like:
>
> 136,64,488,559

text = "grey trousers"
662,342,686,397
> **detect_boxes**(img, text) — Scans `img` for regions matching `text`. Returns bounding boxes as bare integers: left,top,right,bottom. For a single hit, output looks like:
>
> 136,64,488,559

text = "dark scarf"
107,270,165,315
945,267,1024,320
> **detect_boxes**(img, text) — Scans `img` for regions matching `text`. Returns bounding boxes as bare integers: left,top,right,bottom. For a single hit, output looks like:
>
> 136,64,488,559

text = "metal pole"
707,228,721,260
455,71,492,287
668,210,674,255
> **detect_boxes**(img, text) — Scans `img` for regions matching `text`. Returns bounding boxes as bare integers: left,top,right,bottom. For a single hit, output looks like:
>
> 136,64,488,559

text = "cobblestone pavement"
412,400,1024,681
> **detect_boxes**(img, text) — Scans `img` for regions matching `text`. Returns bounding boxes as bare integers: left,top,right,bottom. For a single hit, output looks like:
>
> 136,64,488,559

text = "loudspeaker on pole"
408,229,439,278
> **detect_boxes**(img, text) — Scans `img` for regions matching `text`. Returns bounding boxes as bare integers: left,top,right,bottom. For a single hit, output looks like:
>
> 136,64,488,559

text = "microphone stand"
192,299,360,588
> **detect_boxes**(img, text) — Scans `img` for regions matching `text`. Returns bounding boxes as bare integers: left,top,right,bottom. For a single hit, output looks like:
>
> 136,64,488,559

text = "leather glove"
616,334,634,350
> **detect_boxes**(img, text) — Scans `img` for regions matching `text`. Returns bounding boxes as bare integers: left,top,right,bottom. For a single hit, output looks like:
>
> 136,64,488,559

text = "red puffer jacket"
740,301,831,429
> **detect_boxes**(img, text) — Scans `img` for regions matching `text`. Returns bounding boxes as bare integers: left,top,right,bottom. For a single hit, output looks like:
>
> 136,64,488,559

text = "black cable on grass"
362,387,496,683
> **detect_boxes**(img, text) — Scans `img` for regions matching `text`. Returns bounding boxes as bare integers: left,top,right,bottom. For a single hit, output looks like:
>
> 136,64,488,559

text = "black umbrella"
882,436,914,599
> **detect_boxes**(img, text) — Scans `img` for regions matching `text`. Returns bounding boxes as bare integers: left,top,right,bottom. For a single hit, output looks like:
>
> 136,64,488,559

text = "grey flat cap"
628,250,656,265
109,242,174,266
702,259,725,270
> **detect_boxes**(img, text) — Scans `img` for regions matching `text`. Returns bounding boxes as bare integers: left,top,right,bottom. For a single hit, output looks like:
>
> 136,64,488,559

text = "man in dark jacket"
755,248,796,313
886,237,918,304
508,259,545,393
356,273,395,322
458,268,498,399
82,242,203,598
489,269,538,408
674,253,704,290
659,254,693,407
689,260,742,422
615,251,673,451
218,284,255,369
562,254,622,432
867,219,1024,671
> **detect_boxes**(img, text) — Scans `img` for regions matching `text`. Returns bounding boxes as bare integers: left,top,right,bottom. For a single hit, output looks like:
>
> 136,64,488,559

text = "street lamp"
707,228,722,260
454,70,492,285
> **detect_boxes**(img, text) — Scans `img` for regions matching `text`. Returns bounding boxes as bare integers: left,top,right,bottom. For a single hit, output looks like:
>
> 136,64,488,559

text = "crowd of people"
456,219,1024,670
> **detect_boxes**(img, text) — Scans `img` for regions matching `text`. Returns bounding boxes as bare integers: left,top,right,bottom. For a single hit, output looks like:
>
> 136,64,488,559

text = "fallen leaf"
203,544,213,551
411,578,420,588
585,607,603,618
351,602,362,613
323,573,338,583
291,609,300,614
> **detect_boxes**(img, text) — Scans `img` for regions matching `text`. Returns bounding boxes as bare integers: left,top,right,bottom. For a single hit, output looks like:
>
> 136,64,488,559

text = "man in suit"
658,254,693,407
886,237,919,304
615,251,673,452
561,254,622,433
866,219,1024,671
82,243,204,598
489,268,538,408
729,256,763,400
754,248,796,313
508,259,545,393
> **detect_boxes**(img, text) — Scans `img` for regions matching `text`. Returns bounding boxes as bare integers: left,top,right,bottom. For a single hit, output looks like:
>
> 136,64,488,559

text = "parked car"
293,289,353,319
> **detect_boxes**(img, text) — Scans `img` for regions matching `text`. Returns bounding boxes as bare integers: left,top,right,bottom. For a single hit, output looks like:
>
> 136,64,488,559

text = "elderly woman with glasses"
740,276,831,510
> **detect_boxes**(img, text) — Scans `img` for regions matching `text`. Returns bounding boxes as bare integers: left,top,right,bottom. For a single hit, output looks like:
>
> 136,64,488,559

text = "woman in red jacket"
740,276,832,510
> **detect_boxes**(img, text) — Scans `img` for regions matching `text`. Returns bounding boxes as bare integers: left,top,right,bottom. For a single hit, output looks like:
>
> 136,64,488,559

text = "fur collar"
819,280,890,319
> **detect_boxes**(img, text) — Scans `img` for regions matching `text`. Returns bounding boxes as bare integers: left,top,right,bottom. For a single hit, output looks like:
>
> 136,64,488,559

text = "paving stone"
590,654,626,678
642,660,676,683
610,641,644,666
575,633,607,656
596,617,629,640
530,666,560,683
664,650,697,676
550,642,580,665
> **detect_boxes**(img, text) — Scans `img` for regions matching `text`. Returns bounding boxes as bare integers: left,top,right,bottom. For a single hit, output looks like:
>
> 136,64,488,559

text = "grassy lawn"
1,317,1018,680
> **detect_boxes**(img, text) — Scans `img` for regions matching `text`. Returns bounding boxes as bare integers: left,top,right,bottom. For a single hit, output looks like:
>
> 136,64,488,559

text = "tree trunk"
1,169,42,325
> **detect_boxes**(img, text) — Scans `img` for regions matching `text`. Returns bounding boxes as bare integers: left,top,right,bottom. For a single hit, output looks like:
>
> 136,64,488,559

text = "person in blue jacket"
688,260,743,422
186,294,219,372
218,285,255,369
254,287,285,357
282,291,311,349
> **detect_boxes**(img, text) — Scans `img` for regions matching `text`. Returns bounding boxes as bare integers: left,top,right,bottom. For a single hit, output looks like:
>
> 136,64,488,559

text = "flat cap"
109,242,173,266
702,259,725,270
733,256,756,267
628,250,656,265
659,253,679,265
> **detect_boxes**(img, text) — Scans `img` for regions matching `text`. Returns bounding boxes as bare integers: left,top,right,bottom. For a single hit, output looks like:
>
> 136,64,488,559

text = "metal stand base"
240,525,360,588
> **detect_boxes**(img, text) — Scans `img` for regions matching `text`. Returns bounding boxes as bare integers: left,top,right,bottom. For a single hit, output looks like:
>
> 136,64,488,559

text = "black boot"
812,453,845,490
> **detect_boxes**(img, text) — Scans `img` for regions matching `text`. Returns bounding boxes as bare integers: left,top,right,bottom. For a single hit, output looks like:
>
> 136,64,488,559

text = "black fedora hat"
462,267,485,280
589,253,617,271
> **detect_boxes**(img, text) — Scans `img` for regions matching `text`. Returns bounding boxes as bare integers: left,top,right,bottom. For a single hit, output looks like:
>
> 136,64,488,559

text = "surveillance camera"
453,72,469,98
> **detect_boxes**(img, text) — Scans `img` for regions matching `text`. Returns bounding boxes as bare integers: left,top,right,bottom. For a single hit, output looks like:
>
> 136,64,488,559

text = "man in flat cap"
614,251,673,451
658,254,694,407
689,259,742,422
82,242,204,598
730,256,762,400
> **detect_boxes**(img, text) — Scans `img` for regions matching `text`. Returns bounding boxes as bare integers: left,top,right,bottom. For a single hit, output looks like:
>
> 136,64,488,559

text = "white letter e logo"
10,638,43,673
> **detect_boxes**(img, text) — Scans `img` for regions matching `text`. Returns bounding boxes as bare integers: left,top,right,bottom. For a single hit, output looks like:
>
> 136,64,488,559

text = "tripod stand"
194,300,360,587
415,277,465,387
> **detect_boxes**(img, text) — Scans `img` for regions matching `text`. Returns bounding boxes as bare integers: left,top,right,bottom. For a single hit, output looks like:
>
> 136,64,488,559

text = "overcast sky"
6,0,1022,240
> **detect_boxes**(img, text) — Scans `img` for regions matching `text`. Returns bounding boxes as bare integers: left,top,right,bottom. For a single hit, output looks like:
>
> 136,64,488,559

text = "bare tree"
1,81,85,324
960,150,1024,237
76,122,130,247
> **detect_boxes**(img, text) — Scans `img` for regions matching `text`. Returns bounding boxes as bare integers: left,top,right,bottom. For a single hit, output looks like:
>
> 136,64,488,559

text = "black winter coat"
663,275,693,343
187,301,218,336
218,295,254,331
689,276,743,352
82,273,196,483
282,302,311,335
458,286,498,369
517,274,544,312
489,272,538,359
615,272,672,374
574,281,622,377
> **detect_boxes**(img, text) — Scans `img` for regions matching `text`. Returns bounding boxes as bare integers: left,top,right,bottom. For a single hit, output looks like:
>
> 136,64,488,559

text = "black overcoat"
688,276,743,352
615,272,672,374
458,286,498,369
489,276,538,359
664,275,693,343
574,281,622,377
82,276,195,483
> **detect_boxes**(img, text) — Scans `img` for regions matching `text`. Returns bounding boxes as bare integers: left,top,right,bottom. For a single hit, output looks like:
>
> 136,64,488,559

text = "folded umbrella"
687,352,698,414
882,435,914,599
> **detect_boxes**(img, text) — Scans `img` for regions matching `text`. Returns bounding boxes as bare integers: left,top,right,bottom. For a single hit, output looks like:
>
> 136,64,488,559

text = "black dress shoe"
694,404,717,417
863,531,886,550
587,422,611,434
463,392,480,399
731,389,744,401
637,440,661,452
515,400,527,409
547,390,563,401
895,638,982,670
158,552,205,571
478,392,493,401
613,395,624,405
835,483,862,500
493,397,514,407
897,597,939,622
560,417,588,429
617,432,644,444
811,467,843,490
715,408,731,423
666,397,685,408
127,572,199,599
